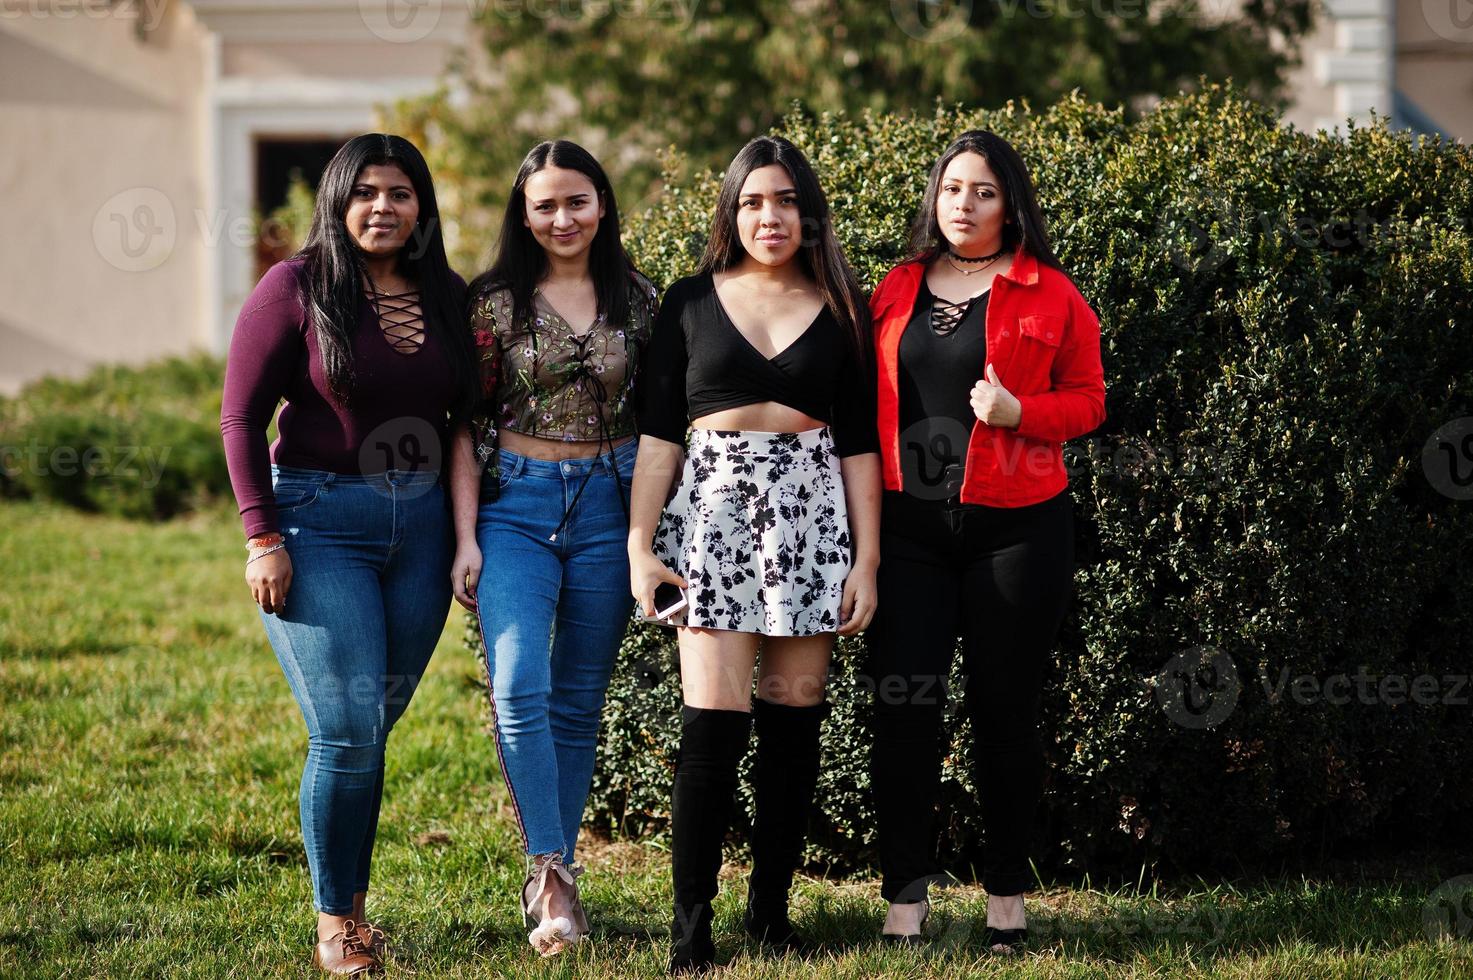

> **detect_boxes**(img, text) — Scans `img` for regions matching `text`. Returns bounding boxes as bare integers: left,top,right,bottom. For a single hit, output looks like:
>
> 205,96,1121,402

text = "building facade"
1,0,1468,395
1,0,470,394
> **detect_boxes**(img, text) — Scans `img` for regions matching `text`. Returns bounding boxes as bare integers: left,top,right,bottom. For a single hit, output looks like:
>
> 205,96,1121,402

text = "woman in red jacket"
863,130,1105,952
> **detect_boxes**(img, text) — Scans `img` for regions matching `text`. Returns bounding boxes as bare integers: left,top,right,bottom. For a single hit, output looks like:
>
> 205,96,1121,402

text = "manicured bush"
0,353,233,520
512,84,1473,879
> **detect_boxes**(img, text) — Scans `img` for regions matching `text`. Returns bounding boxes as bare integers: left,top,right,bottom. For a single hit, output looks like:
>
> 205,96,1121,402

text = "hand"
970,362,1022,429
246,547,293,616
629,548,687,619
452,541,482,611
837,564,877,636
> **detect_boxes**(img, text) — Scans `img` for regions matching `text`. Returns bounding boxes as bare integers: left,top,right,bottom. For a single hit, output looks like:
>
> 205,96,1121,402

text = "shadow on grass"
781,872,1453,967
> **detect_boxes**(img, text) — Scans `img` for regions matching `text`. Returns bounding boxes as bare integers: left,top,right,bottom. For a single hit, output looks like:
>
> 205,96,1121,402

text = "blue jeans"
258,464,451,915
473,438,636,863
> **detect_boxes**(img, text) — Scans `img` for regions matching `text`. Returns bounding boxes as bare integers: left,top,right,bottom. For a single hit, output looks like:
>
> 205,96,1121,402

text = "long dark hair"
698,136,870,357
296,133,476,423
469,140,632,331
908,130,1062,271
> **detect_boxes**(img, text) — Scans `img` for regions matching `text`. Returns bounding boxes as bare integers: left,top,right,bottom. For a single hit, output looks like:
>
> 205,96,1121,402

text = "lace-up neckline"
365,284,425,355
929,288,988,337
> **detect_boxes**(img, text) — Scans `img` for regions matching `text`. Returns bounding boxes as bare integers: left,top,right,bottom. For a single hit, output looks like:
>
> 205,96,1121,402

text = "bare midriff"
691,401,827,436
499,427,637,461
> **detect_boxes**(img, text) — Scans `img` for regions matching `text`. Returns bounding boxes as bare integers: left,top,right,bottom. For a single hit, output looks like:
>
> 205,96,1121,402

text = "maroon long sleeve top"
220,258,463,539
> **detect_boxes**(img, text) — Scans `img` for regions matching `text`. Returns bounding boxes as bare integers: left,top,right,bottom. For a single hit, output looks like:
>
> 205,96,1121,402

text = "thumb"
985,362,1001,386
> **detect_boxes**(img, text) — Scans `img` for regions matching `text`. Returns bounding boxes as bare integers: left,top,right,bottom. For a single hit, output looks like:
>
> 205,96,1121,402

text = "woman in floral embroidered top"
446,140,657,958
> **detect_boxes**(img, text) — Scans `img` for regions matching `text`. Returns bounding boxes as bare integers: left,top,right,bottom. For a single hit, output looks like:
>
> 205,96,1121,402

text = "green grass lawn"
2,499,1469,978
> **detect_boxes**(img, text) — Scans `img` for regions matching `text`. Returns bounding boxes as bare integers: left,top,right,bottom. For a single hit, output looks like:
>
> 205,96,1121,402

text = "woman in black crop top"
629,136,881,973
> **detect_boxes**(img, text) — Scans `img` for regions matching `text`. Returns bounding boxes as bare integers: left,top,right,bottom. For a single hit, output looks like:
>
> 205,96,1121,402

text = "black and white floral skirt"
648,426,851,636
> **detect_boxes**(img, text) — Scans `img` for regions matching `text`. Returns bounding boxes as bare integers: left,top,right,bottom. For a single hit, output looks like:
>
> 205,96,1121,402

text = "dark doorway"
254,136,345,278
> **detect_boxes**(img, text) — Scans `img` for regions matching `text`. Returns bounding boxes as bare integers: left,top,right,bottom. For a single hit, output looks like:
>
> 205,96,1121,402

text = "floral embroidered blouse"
468,270,658,477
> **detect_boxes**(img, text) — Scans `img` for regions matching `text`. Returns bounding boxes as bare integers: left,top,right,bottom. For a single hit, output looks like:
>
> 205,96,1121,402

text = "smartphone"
652,581,688,621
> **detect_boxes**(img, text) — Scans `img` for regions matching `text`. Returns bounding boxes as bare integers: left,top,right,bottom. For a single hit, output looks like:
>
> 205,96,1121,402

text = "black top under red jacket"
870,248,1106,507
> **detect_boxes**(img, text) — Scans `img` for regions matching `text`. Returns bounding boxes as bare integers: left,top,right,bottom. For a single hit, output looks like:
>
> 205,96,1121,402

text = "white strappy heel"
521,853,590,957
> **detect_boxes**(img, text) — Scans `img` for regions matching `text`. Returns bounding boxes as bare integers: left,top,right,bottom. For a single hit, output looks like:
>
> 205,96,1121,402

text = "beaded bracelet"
246,533,284,550
246,542,286,565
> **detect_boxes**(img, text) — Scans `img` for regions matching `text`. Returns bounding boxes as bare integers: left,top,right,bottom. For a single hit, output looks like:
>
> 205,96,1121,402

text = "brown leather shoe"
312,919,381,975
357,921,388,959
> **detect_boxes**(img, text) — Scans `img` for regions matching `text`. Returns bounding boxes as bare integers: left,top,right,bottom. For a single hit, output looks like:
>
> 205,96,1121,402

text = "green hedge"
0,353,232,520
532,85,1473,878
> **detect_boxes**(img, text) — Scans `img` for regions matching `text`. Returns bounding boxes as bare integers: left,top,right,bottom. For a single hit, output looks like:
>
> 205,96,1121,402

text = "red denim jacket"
870,248,1106,507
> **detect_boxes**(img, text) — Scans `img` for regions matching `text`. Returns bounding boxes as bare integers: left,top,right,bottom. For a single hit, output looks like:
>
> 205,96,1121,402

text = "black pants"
862,488,1074,900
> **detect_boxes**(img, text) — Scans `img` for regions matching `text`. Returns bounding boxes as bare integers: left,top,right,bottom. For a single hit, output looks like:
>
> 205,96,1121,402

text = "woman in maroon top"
220,134,476,975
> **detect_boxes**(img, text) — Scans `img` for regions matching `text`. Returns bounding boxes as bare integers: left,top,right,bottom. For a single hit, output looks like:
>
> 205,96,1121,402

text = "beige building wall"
1284,0,1473,139
0,0,470,396
0,3,211,395
1395,0,1473,137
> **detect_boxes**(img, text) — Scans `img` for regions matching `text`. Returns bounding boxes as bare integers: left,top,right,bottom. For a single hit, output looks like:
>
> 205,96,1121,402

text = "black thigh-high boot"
743,697,828,955
669,704,752,975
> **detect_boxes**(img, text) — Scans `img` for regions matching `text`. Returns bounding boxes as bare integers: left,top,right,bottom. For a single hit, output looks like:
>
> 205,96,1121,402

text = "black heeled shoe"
986,925,1028,954
880,899,929,946
743,898,811,957
668,917,716,976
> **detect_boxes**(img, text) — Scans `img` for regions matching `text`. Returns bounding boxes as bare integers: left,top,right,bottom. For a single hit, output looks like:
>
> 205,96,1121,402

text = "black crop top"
636,272,880,457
